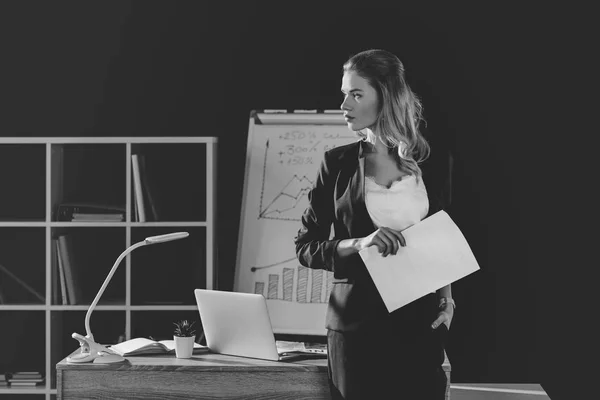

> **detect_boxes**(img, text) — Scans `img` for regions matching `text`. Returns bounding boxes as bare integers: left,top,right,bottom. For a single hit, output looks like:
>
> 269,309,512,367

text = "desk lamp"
66,231,189,363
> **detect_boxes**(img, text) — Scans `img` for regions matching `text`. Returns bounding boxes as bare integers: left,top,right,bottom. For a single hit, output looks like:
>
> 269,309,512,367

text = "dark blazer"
294,138,453,331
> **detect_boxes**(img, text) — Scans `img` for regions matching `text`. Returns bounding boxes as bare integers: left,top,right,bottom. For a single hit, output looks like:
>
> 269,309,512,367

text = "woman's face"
340,70,379,131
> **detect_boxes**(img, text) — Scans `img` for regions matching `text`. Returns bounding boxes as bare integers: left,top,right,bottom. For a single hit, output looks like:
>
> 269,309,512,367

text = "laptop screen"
194,289,281,361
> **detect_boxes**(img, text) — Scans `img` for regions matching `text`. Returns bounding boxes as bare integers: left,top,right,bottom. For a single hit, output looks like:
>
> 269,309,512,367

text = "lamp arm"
84,240,148,338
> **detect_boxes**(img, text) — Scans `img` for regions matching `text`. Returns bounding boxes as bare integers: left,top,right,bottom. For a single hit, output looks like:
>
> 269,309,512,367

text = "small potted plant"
173,319,197,359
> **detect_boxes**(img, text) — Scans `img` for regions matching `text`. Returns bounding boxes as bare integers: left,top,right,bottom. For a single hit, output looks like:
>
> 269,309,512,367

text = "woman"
295,49,455,399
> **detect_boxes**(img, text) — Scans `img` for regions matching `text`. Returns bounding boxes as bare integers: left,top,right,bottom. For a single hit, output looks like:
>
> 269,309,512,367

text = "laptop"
194,289,327,361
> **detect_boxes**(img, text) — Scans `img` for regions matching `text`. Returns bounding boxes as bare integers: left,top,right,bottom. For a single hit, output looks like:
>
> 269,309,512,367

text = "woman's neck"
363,129,390,155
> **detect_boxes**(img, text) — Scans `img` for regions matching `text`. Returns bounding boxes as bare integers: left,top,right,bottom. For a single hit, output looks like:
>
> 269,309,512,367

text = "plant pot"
174,335,195,359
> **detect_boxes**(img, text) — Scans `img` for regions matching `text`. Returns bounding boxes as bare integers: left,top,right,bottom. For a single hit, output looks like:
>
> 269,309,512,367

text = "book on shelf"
5,371,45,386
9,381,44,386
8,378,45,384
71,212,124,221
0,262,45,303
10,372,43,379
55,202,126,222
109,337,208,357
131,154,159,222
132,180,139,221
56,234,83,304
51,247,60,305
139,154,159,221
131,154,146,222
55,239,69,305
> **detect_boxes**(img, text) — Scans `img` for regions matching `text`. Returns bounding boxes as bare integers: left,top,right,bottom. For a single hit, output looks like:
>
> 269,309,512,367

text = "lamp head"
145,232,189,244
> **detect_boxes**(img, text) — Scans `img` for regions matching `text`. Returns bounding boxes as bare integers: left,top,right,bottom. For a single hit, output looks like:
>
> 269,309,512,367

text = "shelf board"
129,305,198,311
0,221,208,227
128,222,208,227
0,305,200,311
51,222,126,227
50,305,199,311
50,305,126,311
48,221,208,227
0,221,47,227
0,137,218,144
0,305,124,311
0,305,46,310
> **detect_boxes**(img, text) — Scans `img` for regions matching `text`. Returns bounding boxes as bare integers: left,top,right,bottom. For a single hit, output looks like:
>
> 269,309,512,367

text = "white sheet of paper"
359,210,480,312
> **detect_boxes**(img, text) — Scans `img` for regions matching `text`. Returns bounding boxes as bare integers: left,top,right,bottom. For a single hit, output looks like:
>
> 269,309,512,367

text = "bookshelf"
0,137,217,399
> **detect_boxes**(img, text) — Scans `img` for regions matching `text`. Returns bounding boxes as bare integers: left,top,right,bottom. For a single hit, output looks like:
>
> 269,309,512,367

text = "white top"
365,175,434,295
364,175,429,231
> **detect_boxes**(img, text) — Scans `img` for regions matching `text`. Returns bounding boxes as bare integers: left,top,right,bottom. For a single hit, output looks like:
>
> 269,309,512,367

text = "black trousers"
327,294,448,400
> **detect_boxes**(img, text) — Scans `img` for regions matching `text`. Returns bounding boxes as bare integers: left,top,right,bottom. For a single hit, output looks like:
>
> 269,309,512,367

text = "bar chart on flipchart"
254,264,333,304
236,111,355,335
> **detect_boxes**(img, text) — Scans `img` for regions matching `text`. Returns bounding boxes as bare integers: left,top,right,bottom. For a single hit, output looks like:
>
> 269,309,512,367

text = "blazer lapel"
346,140,376,237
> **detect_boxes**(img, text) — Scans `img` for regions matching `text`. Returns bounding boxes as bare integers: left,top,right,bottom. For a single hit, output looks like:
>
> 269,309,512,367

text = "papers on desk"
359,210,480,313
109,338,208,357
275,341,327,357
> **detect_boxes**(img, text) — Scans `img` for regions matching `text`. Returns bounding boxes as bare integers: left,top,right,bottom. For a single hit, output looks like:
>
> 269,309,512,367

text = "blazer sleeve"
294,150,345,274
423,140,454,215
440,150,453,211
421,123,453,213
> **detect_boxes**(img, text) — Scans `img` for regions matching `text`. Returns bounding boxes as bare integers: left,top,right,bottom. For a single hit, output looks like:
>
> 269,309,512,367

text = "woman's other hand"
432,305,454,330
357,227,406,257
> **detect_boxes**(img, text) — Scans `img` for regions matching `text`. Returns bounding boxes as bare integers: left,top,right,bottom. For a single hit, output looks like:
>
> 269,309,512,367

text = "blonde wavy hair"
343,49,430,178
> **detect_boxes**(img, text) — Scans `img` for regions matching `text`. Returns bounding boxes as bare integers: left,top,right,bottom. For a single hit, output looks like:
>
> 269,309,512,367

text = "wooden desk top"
57,350,449,400
57,351,330,399
57,351,328,372
58,349,450,371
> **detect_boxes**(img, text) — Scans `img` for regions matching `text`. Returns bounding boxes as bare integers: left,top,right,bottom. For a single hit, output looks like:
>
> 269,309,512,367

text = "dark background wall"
1,1,594,398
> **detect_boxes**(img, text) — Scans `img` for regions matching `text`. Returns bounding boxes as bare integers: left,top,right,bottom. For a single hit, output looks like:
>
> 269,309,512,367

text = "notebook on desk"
194,289,327,362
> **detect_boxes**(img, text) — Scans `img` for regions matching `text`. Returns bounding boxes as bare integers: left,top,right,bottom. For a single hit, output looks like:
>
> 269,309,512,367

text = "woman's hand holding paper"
357,227,406,257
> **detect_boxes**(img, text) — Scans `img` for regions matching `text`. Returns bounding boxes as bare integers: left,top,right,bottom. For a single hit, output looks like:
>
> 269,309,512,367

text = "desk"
57,351,451,399
57,351,329,399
